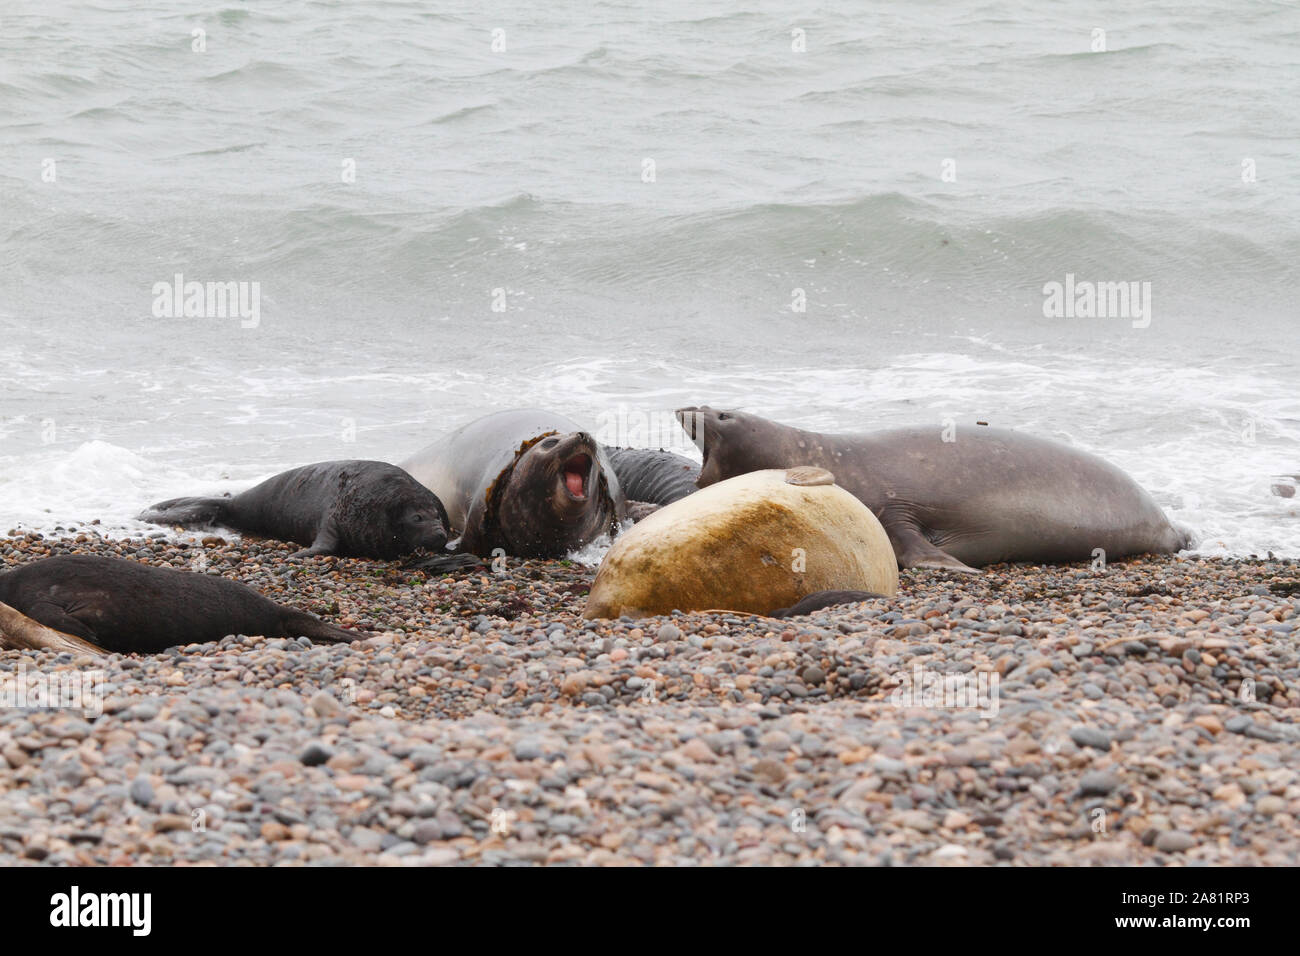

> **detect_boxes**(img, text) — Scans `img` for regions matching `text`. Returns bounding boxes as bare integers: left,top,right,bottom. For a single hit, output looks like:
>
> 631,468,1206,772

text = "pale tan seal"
583,466,898,619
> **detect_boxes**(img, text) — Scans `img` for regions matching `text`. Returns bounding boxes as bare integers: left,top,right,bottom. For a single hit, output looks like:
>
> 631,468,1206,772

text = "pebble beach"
1,531,1297,867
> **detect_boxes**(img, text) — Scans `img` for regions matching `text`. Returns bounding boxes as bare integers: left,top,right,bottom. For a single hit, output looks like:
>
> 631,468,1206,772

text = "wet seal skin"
604,446,702,506
0,554,359,654
141,460,450,559
678,406,1191,572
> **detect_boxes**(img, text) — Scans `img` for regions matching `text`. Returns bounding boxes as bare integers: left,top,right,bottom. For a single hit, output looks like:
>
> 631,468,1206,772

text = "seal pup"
141,460,450,559
605,447,701,507
0,555,359,654
401,409,627,558
584,466,898,619
677,406,1190,571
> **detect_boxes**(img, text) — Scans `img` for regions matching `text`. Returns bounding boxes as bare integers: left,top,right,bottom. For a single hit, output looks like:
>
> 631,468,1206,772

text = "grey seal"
677,406,1190,571
605,446,701,506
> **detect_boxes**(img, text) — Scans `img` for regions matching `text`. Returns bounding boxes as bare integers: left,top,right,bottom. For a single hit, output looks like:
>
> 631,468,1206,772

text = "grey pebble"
1154,831,1196,853
128,778,154,807
1069,726,1111,751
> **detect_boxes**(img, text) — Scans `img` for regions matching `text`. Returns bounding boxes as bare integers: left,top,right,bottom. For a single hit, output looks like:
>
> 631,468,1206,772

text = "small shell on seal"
784,466,835,486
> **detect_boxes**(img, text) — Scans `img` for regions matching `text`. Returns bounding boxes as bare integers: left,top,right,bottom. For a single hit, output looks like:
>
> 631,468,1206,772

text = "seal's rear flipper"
281,609,362,645
139,496,230,528
291,523,340,558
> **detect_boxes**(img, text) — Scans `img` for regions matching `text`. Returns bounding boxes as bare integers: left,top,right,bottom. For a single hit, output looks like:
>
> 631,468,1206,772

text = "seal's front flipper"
888,524,979,574
139,496,230,528
770,590,890,618
0,601,106,655
18,600,102,642
626,500,661,523
292,525,340,558
909,553,980,574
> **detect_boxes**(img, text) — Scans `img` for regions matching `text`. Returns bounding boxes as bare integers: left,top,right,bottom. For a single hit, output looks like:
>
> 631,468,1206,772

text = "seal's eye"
718,413,731,421
411,514,423,523
540,437,560,449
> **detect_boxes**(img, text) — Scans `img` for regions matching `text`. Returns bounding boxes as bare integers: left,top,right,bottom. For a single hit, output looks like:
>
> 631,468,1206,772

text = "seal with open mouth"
400,409,628,557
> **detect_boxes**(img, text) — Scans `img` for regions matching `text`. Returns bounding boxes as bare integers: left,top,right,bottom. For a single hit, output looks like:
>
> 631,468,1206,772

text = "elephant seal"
0,555,358,654
677,406,1190,571
584,466,898,619
605,447,701,506
401,409,627,558
140,460,450,559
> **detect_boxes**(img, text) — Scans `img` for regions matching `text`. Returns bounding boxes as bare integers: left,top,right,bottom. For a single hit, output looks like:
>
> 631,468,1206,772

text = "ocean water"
1,1,1297,557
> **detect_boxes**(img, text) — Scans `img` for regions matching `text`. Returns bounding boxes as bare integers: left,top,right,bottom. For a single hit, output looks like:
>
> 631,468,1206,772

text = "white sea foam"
0,442,259,539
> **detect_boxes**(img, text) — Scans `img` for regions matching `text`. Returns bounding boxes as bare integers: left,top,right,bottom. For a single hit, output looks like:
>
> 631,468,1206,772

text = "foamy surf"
0,441,260,539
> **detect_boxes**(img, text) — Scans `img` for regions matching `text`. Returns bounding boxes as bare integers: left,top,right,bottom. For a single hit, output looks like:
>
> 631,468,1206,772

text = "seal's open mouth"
561,453,591,500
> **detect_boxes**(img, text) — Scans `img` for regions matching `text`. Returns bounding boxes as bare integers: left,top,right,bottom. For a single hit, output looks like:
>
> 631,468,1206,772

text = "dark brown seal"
401,409,627,557
0,555,359,653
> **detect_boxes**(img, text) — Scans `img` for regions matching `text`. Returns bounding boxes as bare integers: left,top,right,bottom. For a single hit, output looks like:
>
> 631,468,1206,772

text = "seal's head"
390,497,451,556
676,406,789,488
494,430,621,557
349,470,451,558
